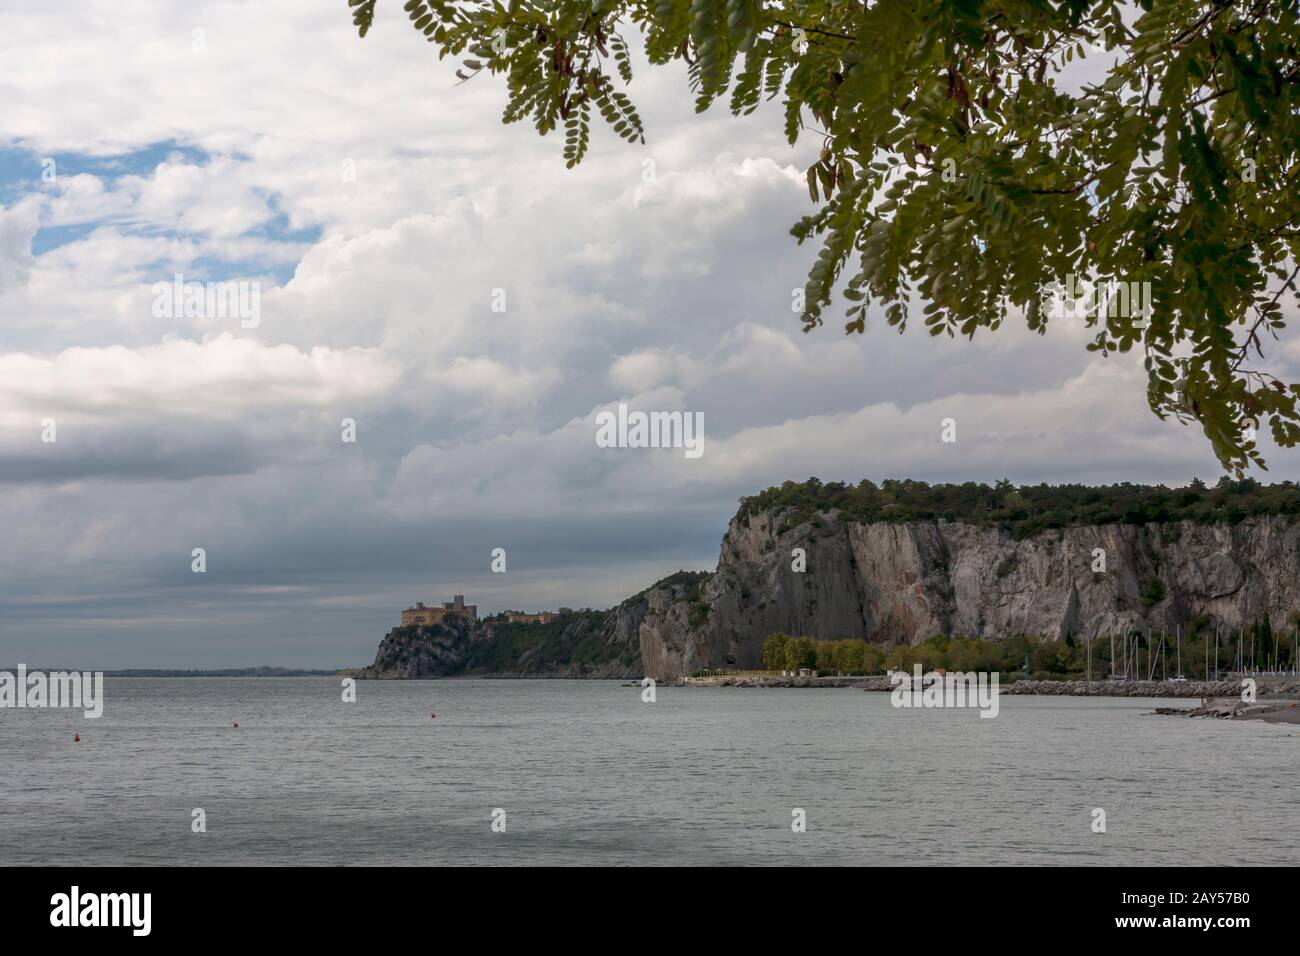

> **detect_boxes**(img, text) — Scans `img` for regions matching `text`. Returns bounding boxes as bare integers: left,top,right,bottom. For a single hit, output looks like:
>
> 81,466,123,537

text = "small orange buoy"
73,734,80,742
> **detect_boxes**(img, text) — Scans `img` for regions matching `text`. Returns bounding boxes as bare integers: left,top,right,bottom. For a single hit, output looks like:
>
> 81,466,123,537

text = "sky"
1,1,1296,668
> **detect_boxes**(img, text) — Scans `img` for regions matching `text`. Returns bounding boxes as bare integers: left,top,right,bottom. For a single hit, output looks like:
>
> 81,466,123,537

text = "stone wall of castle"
401,595,477,627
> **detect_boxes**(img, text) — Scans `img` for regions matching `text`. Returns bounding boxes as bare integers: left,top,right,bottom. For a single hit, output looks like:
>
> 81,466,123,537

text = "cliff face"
636,510,1300,679
358,502,1300,681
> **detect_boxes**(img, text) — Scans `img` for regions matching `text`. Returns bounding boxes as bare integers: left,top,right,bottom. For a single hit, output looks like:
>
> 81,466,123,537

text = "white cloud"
0,335,397,427
608,348,705,392
0,198,40,293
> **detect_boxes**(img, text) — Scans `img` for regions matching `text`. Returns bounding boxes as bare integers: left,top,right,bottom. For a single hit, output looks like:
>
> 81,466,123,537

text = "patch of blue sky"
245,192,322,247
4,141,317,281
29,221,103,256
186,252,301,288
182,193,320,285
34,220,310,284
0,139,209,201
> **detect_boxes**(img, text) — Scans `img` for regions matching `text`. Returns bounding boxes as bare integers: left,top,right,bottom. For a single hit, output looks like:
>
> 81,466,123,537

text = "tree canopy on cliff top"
740,475,1300,536
349,1,1300,475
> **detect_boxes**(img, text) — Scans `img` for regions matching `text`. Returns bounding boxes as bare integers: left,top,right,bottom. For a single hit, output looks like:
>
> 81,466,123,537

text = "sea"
2,678,1296,866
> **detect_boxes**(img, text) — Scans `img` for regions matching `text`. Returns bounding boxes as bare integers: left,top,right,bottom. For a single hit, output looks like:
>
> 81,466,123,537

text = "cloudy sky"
1,1,1295,668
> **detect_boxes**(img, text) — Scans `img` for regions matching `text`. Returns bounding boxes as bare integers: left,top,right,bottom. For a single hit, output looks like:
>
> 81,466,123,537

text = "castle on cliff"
401,594,477,626
400,595,558,627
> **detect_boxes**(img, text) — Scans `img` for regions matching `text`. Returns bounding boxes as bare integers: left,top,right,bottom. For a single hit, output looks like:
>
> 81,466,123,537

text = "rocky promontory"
354,607,643,679
357,481,1300,681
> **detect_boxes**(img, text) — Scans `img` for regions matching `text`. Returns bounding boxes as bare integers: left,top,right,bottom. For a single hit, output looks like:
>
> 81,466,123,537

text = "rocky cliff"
635,508,1300,679
358,496,1300,681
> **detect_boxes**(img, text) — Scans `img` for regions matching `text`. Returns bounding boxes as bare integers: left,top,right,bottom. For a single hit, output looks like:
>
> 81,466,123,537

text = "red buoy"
430,713,436,719
73,734,80,742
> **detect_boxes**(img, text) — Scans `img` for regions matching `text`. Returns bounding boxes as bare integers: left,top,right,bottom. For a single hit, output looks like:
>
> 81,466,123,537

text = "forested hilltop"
739,478,1300,539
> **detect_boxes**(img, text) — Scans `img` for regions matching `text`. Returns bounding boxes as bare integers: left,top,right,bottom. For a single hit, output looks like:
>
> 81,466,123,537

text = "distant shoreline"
12,669,1300,700
6,667,344,678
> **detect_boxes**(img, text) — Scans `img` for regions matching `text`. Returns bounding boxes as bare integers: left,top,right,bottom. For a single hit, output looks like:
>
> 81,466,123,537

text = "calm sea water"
2,678,1295,866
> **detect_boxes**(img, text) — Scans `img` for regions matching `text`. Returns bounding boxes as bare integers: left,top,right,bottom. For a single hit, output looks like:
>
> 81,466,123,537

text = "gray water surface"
2,678,1295,865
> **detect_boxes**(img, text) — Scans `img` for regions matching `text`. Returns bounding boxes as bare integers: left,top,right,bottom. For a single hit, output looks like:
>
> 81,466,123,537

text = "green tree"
832,638,866,674
815,639,836,670
352,0,1300,474
762,632,790,670
786,635,818,670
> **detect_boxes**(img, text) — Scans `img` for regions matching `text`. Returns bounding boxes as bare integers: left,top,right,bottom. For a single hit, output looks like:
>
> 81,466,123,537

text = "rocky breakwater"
682,674,872,688
1006,677,1300,697
1154,696,1300,723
